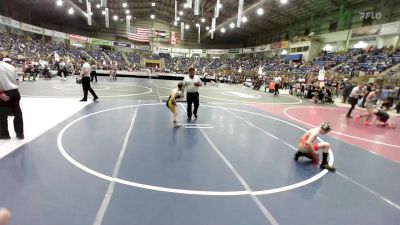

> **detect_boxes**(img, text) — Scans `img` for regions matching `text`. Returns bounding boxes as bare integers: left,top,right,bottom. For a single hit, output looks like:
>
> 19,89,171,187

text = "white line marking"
184,126,214,129
155,85,162,103
283,106,400,148
182,123,213,126
93,101,141,225
25,83,153,98
223,104,400,210
57,103,330,196
336,171,400,211
200,95,303,104
54,84,110,91
219,107,334,195
179,104,279,225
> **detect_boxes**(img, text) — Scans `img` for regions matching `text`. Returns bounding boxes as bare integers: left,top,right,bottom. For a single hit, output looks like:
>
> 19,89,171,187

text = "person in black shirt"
372,109,396,129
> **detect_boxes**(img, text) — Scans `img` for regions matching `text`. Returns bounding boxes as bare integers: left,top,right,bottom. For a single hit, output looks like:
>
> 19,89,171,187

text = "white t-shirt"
274,76,282,85
0,62,19,91
183,75,202,93
350,86,361,98
80,62,91,77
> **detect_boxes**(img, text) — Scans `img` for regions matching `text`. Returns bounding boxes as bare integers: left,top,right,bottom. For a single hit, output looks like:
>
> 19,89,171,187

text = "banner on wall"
158,47,171,53
112,41,132,48
281,41,289,49
91,38,112,46
351,25,381,38
172,48,189,53
44,29,67,39
227,49,241,54
21,23,43,34
380,22,400,35
207,49,226,54
0,15,20,29
271,42,282,49
135,45,151,51
242,48,254,53
53,31,67,39
191,49,203,54
69,34,89,42
170,31,177,45
255,44,271,52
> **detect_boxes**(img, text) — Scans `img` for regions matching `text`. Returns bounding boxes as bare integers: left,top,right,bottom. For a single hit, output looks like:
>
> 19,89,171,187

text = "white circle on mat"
57,103,333,196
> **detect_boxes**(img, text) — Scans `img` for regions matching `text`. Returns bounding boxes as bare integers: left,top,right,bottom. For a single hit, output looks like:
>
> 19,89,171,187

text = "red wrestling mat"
253,104,400,164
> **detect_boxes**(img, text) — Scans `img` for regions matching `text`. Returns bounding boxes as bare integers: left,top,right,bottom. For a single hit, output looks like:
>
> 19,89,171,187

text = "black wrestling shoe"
294,151,304,161
194,113,198,119
320,164,336,172
79,99,87,102
16,134,25,140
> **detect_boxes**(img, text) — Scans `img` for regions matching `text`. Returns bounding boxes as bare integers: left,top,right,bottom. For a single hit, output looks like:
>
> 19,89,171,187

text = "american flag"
127,26,151,42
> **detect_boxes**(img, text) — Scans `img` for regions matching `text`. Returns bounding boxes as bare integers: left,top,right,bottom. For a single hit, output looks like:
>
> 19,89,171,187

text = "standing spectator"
346,83,363,118
342,82,351,103
59,59,68,80
274,75,282,95
90,61,98,83
79,56,98,102
0,56,24,139
388,86,397,109
183,67,202,121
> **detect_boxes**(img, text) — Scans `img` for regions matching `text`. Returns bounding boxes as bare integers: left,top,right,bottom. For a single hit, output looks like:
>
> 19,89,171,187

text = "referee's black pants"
81,77,98,100
346,97,357,117
186,92,199,119
0,89,24,137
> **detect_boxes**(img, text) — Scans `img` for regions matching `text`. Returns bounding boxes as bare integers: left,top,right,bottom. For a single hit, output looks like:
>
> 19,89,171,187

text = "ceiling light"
217,3,223,9
89,12,93,16
96,4,100,8
195,23,200,27
201,18,205,23
229,22,235,29
206,26,210,30
280,0,288,4
127,15,132,20
125,10,130,14
102,10,106,15
151,2,156,7
242,16,248,23
257,8,264,15
185,24,190,30
179,10,183,16
113,15,118,20
173,21,178,26
56,0,63,6
122,3,128,8
176,17,180,21
150,14,155,19
184,3,188,8
221,27,226,33
68,7,74,15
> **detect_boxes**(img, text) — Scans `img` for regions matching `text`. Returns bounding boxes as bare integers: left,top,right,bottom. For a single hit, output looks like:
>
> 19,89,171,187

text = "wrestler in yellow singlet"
166,82,183,127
